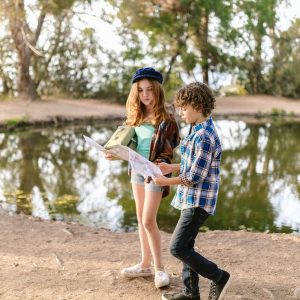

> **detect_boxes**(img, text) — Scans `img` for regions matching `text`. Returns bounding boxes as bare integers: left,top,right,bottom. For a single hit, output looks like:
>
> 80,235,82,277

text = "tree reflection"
0,121,299,233
0,125,108,220
212,121,300,233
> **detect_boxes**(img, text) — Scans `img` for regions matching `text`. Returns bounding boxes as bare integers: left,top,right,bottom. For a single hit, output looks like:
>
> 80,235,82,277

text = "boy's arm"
157,162,180,175
154,138,215,187
152,163,180,186
152,175,181,186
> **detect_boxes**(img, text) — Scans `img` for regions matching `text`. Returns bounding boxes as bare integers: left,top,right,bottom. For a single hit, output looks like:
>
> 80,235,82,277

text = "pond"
0,120,299,234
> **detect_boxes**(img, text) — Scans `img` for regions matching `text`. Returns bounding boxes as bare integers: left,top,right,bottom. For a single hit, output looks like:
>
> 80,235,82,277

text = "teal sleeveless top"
135,124,155,159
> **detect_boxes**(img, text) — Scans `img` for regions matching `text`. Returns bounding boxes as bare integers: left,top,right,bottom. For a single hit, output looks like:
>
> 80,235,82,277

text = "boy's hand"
157,162,172,175
152,175,167,186
104,152,114,160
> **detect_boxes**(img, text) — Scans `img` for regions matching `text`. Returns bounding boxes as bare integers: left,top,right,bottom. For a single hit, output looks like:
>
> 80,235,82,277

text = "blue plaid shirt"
171,117,222,214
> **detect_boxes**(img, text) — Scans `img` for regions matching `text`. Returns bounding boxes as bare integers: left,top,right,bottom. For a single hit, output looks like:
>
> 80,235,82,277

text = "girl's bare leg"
132,183,152,268
142,190,164,271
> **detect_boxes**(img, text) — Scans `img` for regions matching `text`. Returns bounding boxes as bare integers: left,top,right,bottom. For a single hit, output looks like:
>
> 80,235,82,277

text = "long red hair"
125,79,169,126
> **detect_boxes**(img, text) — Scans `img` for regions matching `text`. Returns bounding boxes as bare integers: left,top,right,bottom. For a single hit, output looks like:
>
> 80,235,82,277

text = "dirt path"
0,214,299,300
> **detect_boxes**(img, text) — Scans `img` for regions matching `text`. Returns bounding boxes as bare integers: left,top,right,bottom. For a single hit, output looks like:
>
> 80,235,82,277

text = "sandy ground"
0,214,299,300
0,95,300,300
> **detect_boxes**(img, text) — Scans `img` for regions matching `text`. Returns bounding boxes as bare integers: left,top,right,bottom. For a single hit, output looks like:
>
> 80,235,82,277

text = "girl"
105,67,179,288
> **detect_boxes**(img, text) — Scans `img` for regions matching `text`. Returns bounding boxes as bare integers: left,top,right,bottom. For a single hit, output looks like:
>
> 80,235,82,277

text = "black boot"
208,271,231,300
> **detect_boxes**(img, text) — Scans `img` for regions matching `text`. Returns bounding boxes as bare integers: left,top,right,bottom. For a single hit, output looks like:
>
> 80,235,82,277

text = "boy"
153,82,231,300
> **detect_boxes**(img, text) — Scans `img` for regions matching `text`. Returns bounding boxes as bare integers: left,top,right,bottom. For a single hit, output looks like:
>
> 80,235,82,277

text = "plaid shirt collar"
191,116,213,133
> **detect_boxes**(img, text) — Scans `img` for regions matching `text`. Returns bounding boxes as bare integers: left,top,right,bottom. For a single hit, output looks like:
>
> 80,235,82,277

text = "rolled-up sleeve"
179,136,212,186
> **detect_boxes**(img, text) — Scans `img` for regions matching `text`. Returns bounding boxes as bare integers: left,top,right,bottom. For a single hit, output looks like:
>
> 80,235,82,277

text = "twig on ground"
62,228,73,236
53,252,64,270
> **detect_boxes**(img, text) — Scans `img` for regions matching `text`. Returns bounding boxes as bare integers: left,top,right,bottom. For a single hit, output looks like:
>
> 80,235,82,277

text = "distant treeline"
0,0,299,102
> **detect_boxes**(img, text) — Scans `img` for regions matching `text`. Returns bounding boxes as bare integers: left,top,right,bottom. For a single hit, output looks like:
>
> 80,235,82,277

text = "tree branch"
35,15,64,89
33,11,46,46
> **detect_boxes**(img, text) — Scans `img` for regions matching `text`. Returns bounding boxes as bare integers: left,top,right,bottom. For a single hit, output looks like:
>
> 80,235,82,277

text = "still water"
0,120,299,234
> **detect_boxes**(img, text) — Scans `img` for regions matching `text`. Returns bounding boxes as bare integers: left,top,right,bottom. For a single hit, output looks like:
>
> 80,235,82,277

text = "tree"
1,0,91,101
3,0,45,100
233,0,283,94
106,0,234,86
35,19,99,98
265,19,300,98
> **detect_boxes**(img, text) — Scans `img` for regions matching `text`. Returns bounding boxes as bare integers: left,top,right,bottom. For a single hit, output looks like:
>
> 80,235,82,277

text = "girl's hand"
157,162,172,175
152,175,167,186
104,152,114,160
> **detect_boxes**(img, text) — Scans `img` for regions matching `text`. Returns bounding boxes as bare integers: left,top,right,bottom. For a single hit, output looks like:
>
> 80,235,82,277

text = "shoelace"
208,282,216,300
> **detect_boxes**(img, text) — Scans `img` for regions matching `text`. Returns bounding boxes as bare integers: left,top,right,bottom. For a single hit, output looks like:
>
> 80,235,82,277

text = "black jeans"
170,207,222,297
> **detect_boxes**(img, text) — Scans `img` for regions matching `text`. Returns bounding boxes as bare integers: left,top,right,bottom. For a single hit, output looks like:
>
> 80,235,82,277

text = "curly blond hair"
126,79,170,126
175,82,216,117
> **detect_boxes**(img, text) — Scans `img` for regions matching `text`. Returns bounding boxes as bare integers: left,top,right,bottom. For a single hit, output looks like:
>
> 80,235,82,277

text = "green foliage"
91,29,147,102
1,0,99,99
5,116,28,127
1,0,300,101
232,0,282,94
106,0,235,86
91,52,141,103
259,109,296,122
28,5,103,98
263,19,300,98
181,52,197,72
230,0,300,98
93,0,300,100
221,84,247,96
163,71,183,101
270,108,288,118
38,0,90,15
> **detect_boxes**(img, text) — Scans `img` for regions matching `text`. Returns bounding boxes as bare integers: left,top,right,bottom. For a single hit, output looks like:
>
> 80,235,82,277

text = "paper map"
83,135,162,178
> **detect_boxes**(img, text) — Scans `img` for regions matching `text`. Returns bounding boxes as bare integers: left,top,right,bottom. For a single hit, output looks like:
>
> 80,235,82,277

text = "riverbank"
0,95,300,131
1,213,299,300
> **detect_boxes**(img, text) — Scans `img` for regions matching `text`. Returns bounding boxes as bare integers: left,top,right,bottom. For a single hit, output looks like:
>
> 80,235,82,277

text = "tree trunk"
269,23,280,96
17,53,39,100
253,33,262,94
199,10,209,85
5,0,39,101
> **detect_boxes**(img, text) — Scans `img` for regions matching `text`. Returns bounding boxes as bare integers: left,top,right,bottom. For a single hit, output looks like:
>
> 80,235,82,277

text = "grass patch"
256,108,296,122
5,116,29,127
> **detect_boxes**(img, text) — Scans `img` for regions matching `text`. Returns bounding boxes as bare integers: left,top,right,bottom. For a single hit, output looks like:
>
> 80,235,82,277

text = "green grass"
5,116,29,127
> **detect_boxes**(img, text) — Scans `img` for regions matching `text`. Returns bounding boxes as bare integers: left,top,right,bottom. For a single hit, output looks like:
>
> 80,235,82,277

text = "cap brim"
132,75,163,84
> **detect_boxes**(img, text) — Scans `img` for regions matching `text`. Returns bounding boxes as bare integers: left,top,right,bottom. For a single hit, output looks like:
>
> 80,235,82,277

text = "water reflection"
0,120,299,234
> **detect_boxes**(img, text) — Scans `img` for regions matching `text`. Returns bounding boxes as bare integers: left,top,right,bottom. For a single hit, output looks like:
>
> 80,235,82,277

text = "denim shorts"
131,173,164,193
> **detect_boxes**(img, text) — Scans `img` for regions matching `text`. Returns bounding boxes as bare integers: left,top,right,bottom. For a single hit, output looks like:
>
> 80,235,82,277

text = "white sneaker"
121,264,153,278
155,270,170,288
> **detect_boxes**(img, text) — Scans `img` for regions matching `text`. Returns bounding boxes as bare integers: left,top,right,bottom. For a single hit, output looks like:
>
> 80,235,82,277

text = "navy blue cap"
132,67,163,84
